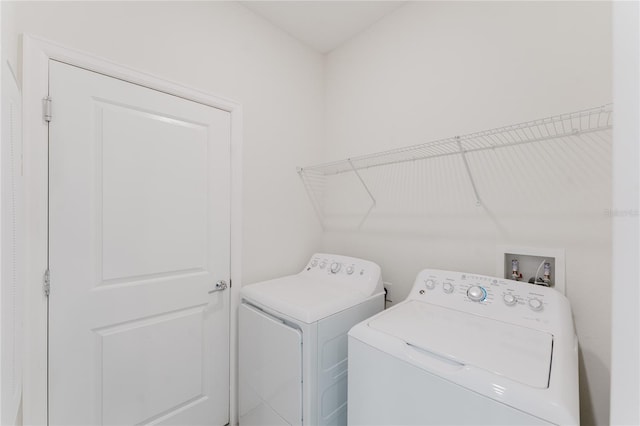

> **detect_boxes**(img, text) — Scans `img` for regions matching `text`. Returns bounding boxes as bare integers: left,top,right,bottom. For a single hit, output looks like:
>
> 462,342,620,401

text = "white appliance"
348,269,579,425
239,253,384,426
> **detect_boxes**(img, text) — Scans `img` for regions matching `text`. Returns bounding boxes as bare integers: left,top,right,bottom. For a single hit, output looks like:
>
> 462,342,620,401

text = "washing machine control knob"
442,282,454,294
319,261,327,269
346,265,355,275
424,279,437,290
528,298,543,311
330,262,342,274
467,285,486,302
310,259,318,267
503,294,517,306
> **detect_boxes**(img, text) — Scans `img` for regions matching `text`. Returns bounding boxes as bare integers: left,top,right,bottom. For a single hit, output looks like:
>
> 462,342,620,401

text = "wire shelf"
299,104,612,176
297,104,613,228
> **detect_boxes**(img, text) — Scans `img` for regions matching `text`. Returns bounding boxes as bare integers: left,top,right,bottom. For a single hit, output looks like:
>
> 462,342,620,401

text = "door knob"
209,280,228,294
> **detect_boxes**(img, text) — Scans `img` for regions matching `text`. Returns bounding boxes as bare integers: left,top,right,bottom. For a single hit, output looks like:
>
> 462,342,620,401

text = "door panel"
49,60,230,425
99,306,206,425
99,102,209,281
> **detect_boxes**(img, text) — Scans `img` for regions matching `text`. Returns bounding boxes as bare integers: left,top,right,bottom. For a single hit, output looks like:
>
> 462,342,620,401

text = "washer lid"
368,300,553,389
241,275,379,324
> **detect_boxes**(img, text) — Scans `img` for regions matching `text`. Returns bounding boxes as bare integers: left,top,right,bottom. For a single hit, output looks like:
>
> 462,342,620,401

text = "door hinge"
42,96,52,122
43,268,50,297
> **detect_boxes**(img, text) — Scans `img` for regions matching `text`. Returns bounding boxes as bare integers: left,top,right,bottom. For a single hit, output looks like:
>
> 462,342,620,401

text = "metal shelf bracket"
455,137,482,207
348,158,377,228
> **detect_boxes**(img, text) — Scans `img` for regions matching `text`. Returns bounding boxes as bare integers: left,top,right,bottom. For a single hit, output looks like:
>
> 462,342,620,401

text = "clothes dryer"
239,254,384,426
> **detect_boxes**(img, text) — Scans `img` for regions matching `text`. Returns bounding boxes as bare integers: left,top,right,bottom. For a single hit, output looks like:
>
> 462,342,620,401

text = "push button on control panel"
503,294,517,306
442,282,454,294
528,298,543,312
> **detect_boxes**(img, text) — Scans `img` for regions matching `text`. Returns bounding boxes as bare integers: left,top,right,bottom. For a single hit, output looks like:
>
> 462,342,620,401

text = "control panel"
302,253,384,296
306,255,364,276
409,269,571,332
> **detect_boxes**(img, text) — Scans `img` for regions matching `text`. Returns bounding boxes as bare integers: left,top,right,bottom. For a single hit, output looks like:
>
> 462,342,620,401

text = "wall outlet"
496,246,566,294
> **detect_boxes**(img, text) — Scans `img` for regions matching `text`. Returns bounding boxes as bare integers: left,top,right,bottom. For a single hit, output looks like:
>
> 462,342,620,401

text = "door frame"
22,34,243,426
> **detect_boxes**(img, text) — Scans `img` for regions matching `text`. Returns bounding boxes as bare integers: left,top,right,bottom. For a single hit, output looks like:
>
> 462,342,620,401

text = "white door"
48,60,231,426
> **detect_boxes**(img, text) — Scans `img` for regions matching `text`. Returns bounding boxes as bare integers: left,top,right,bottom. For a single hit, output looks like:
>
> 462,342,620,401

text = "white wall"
0,60,24,426
2,1,324,287
1,4,25,425
610,2,640,425
323,3,612,426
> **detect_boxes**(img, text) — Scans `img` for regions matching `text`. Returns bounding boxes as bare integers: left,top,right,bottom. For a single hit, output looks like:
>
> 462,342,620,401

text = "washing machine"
348,269,579,425
239,253,384,426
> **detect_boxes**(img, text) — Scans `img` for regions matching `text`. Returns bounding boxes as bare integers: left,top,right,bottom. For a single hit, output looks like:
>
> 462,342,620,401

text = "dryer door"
239,303,302,426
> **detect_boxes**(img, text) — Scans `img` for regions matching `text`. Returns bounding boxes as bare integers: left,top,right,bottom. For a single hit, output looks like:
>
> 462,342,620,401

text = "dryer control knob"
346,265,355,275
503,294,517,306
442,282,454,294
467,285,486,302
424,279,437,290
330,262,342,274
528,298,543,311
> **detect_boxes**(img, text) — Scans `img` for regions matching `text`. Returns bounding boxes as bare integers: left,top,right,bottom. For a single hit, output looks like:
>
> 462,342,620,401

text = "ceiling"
242,1,406,53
